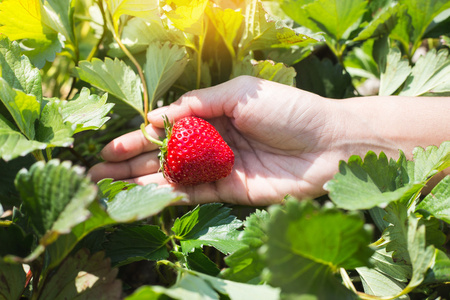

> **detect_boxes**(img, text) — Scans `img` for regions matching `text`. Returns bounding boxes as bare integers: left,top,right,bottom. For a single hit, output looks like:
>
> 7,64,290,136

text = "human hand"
88,76,373,205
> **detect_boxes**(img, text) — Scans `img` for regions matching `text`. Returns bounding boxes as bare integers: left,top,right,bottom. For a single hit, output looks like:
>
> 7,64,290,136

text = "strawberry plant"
0,0,449,299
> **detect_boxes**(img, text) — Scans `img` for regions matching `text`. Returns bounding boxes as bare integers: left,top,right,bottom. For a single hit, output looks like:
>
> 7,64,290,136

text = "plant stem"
170,236,180,252
334,42,362,97
45,148,53,161
86,0,108,62
370,237,386,247
196,20,208,89
32,150,46,162
108,12,149,124
196,38,204,90
340,268,357,293
140,123,163,146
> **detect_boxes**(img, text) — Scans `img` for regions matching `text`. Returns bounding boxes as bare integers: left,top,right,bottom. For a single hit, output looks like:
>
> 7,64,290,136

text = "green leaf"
354,3,403,41
0,36,42,101
328,142,450,210
165,0,209,35
60,88,114,134
144,42,188,109
295,56,354,98
185,247,220,276
402,214,435,294
130,269,281,300
195,271,281,300
0,0,66,67
399,48,450,96
0,156,34,206
417,175,450,224
423,249,450,284
104,225,169,267
369,246,411,283
402,0,450,52
377,45,411,96
280,0,367,42
175,56,211,91
107,184,184,223
97,178,138,200
369,206,390,232
35,99,74,148
382,202,436,296
0,259,26,300
221,209,269,283
410,142,450,182
262,43,314,66
39,249,122,299
45,201,116,270
383,202,411,265
44,0,75,44
325,151,423,210
74,58,144,117
127,267,282,299
265,199,372,297
0,223,33,257
15,159,97,239
240,1,317,57
0,78,40,139
72,229,108,257
108,17,189,57
206,6,243,58
172,204,244,254
344,39,379,80
421,216,446,249
423,8,450,39
307,0,367,40
127,271,219,300
389,8,412,52
0,115,46,161
106,0,160,32
356,267,409,299
278,0,321,38
232,57,296,86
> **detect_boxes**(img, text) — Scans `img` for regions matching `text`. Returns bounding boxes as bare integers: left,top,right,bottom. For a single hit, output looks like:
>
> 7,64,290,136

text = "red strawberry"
154,116,234,185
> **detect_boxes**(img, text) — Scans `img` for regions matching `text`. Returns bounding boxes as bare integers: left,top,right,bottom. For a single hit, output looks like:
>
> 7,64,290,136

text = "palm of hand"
197,117,334,205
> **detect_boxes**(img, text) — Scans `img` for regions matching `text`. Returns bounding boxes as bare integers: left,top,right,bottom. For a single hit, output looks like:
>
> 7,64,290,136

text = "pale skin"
88,76,450,206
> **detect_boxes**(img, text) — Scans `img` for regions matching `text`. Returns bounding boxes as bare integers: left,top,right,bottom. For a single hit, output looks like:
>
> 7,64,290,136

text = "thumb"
147,76,260,127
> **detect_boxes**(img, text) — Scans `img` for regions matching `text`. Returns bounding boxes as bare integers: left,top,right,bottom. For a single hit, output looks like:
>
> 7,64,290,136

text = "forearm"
332,96,449,155
330,95,450,178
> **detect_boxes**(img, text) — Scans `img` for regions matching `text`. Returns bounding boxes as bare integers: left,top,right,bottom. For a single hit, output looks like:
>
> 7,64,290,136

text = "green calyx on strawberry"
142,116,235,185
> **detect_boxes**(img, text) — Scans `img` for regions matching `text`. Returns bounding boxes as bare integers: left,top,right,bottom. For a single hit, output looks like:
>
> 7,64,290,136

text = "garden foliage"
0,0,449,299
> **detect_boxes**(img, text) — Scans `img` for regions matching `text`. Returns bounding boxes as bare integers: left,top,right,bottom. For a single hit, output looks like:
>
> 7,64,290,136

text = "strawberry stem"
140,123,164,146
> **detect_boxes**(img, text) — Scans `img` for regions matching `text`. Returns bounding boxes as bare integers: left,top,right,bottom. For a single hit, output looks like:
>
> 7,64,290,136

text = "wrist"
329,96,450,160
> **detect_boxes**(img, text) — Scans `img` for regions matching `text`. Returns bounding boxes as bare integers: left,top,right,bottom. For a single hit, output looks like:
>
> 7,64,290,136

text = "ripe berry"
157,116,234,185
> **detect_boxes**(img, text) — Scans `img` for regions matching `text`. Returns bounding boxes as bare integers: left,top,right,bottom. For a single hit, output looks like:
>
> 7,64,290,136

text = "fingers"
123,173,239,205
100,124,165,162
147,76,262,127
88,151,161,182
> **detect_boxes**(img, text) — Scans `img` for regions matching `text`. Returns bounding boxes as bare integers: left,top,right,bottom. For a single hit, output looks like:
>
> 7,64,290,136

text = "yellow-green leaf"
0,0,49,42
0,0,65,67
232,56,296,86
239,1,318,57
106,0,160,32
165,0,209,35
0,78,40,140
206,6,244,57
